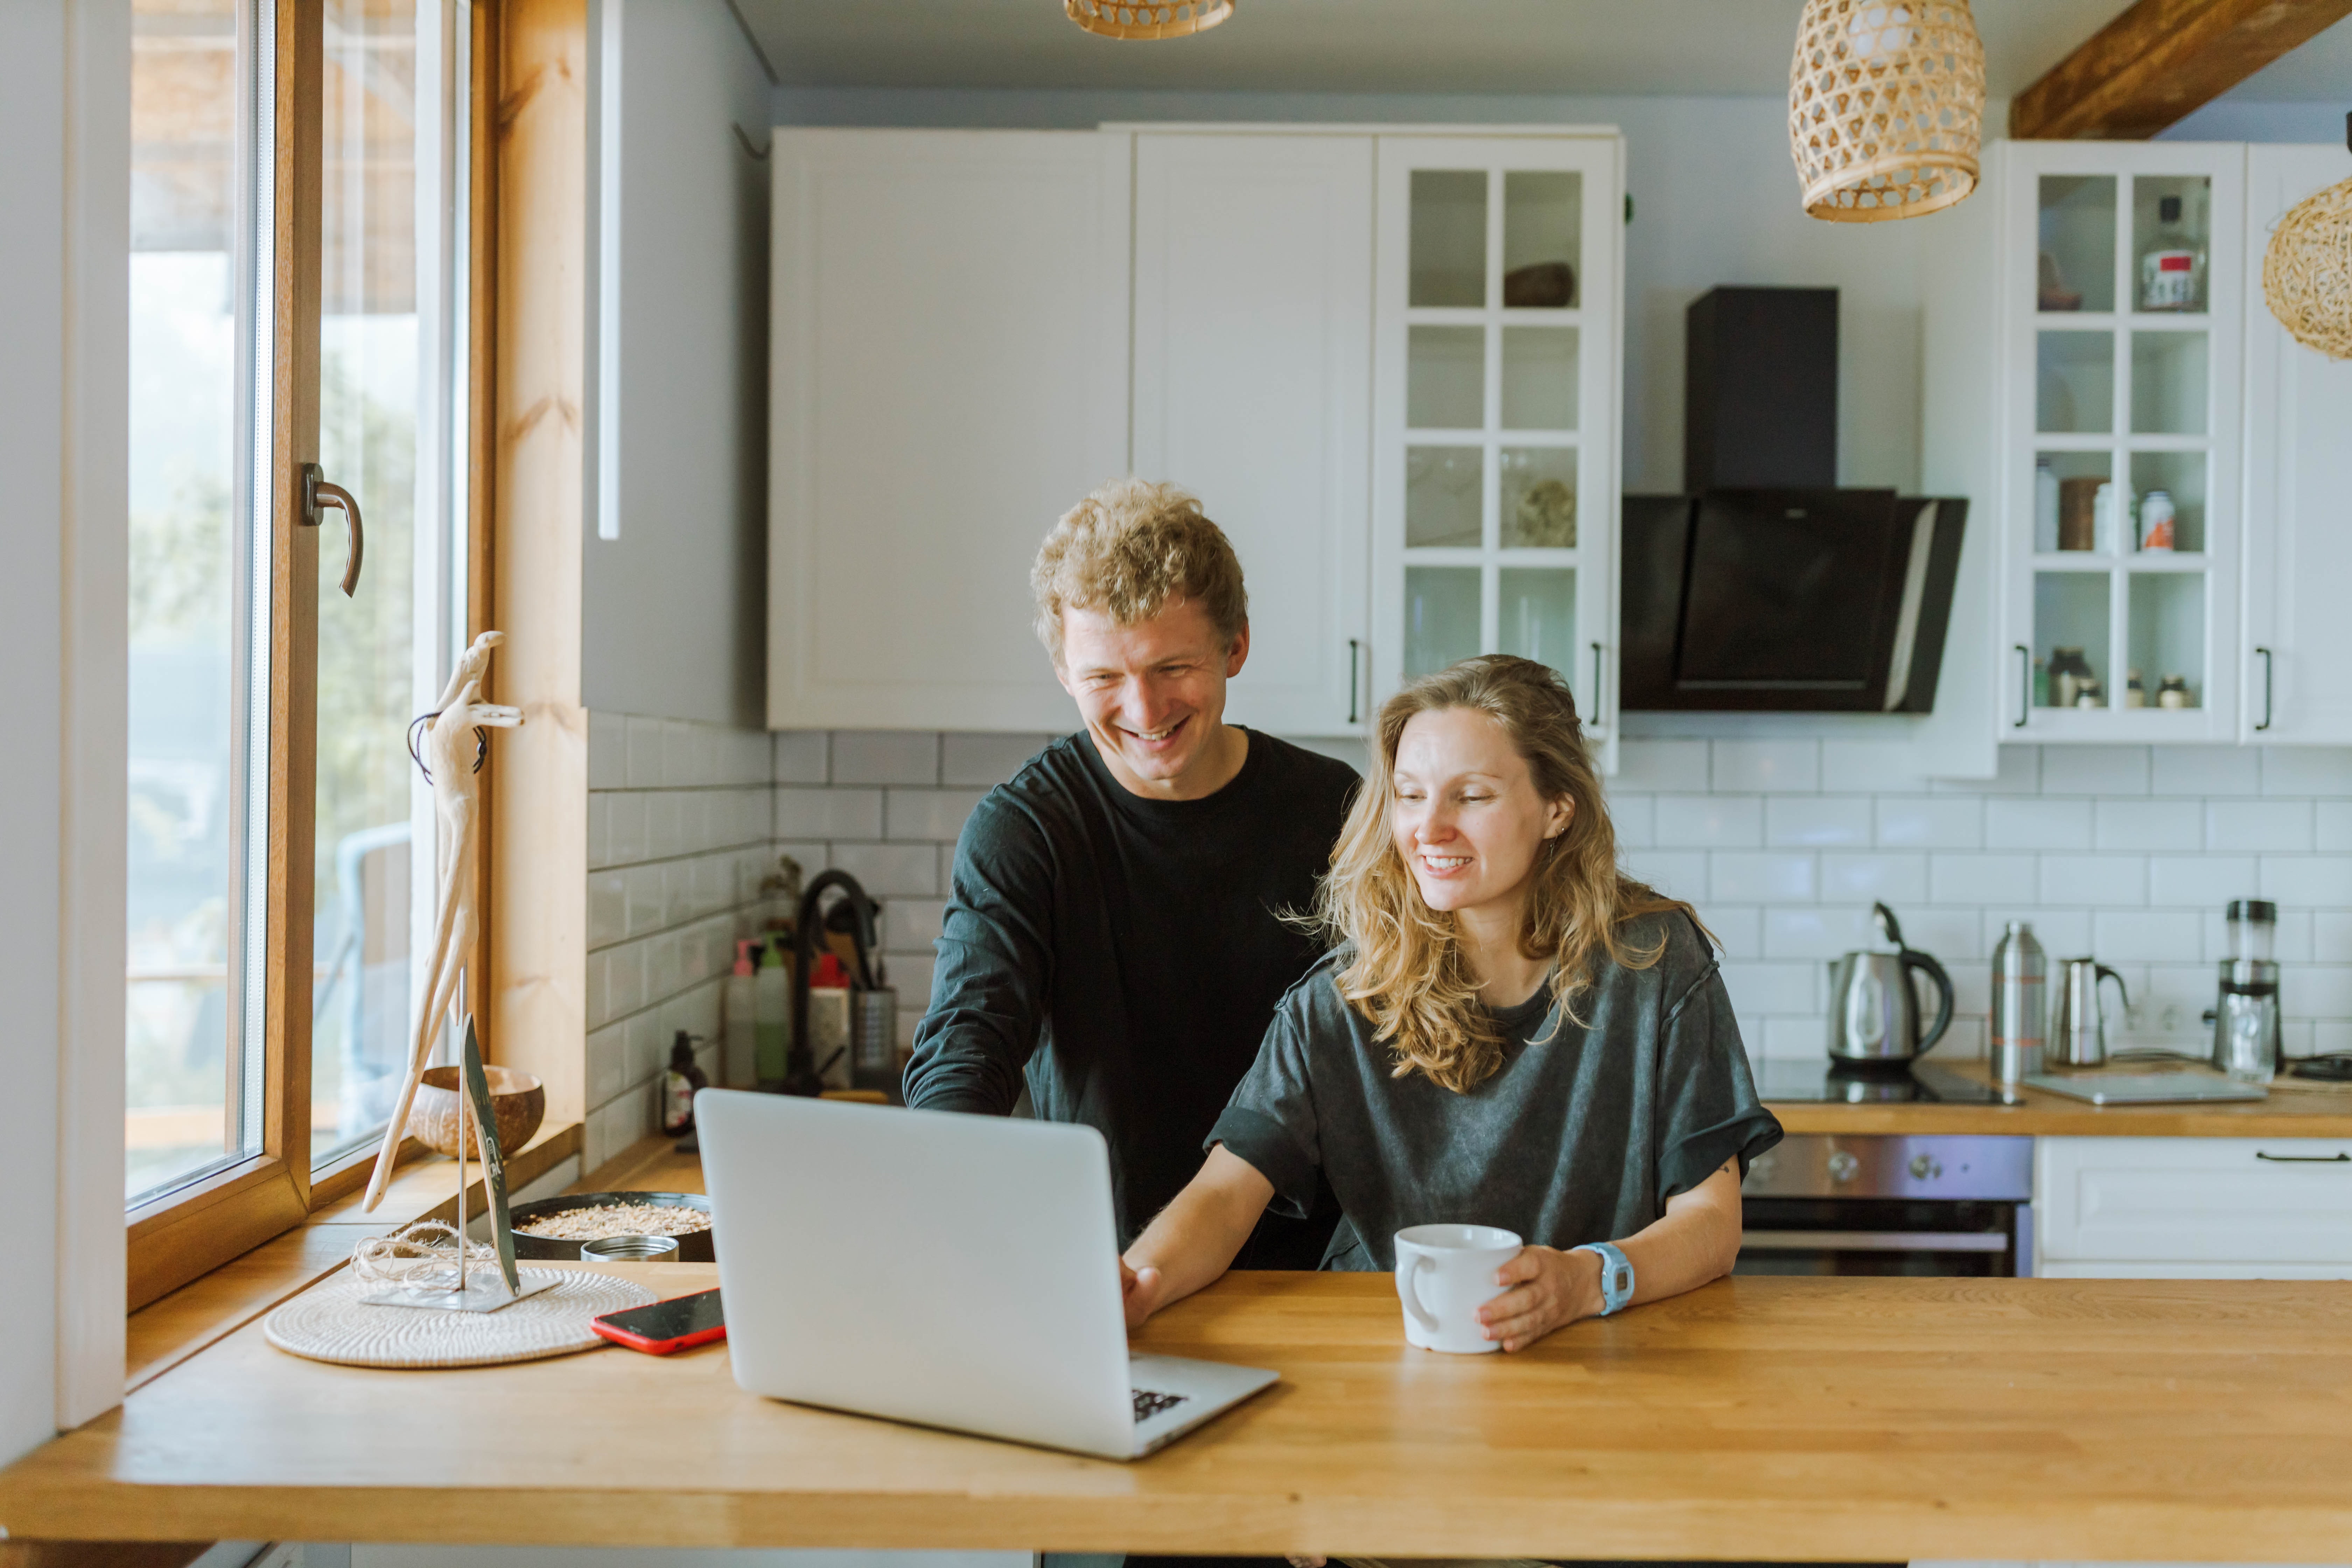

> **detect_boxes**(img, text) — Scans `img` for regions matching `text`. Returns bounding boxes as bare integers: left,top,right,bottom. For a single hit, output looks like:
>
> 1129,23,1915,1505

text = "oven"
1738,1134,2033,1277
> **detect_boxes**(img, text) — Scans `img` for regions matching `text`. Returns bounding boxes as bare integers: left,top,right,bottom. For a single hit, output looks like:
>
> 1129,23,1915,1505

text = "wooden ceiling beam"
2010,0,2352,141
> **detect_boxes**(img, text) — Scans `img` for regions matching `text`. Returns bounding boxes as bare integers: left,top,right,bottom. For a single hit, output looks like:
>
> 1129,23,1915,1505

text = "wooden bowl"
412,1065,545,1158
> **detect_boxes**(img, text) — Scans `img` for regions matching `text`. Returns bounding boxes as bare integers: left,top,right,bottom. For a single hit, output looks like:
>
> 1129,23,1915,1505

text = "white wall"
0,0,130,1459
584,0,774,728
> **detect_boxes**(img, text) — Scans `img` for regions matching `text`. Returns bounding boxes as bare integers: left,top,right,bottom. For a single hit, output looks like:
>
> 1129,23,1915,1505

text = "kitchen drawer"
2036,1135,2352,1267
2042,1259,2352,1280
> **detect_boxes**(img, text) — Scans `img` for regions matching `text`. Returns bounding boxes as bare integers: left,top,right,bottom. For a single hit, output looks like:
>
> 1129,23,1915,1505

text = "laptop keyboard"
1132,1388,1188,1423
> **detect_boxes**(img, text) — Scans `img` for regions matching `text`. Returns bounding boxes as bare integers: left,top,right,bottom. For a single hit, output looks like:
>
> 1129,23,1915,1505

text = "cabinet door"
1133,133,1373,737
767,131,1130,730
2242,144,2352,744
1371,135,1623,772
2037,1135,2352,1271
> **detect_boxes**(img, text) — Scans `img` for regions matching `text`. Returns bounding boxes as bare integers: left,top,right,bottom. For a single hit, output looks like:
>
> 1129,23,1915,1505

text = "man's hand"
1120,1256,1167,1328
1475,1244,1603,1352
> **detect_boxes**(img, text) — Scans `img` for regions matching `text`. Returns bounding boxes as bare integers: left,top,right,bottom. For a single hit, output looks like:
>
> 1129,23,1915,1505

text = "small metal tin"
579,1234,680,1262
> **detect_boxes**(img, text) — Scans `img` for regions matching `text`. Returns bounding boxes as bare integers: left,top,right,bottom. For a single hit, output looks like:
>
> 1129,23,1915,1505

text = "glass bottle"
2034,460,2060,553
2048,646,2092,708
2140,195,2206,312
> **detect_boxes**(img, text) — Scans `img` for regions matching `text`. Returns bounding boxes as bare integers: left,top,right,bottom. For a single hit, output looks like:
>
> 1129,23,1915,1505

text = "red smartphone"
591,1288,726,1355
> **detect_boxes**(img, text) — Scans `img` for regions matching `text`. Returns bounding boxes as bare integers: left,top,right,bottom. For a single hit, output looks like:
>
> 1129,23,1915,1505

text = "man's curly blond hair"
1032,478,1248,665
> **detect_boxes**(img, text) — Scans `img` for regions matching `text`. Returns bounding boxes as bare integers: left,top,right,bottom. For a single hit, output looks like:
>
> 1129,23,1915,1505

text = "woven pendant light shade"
1065,0,1233,40
1790,0,1985,223
2261,119,2352,361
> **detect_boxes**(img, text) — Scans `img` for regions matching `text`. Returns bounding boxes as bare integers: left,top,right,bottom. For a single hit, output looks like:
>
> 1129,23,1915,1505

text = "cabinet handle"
1590,642,1605,724
2255,646,2274,732
2014,644,2030,728
1347,639,1361,725
2255,1151,2349,1164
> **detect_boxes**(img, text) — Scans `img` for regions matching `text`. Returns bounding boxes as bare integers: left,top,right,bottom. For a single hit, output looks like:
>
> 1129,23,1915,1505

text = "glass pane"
1502,171,1580,308
2035,450,2114,554
2036,175,2115,314
2127,573,2205,709
2036,331,2113,434
1407,326,1483,430
1500,327,1578,431
312,4,424,1165
1408,170,1485,308
1500,447,1577,549
1405,567,1481,678
2133,175,2210,315
1499,568,1577,672
2130,330,2208,435
1406,446,1483,548
2035,573,2111,708
2128,449,2206,553
127,0,262,1204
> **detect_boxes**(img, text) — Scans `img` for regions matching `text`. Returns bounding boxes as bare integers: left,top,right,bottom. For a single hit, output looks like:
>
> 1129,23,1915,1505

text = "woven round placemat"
265,1268,656,1369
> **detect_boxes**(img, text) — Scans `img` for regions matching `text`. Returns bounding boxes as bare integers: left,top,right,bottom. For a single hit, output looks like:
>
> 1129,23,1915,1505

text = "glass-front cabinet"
1373,135,1622,767
2001,142,2244,741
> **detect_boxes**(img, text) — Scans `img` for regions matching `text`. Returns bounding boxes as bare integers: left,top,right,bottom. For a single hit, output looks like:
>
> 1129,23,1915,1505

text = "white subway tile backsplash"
1712,852,1817,903
623,716,665,789
1897,907,1981,963
2094,799,2202,852
830,841,943,897
1697,905,1762,960
1934,744,2038,794
1762,1015,1829,1060
2262,855,2352,906
2289,966,2352,1019
2320,802,2352,852
1874,796,1981,849
886,788,988,843
2149,854,2258,908
585,793,612,870
882,897,948,953
1614,738,1709,793
606,941,648,1021
622,864,664,937
2039,746,2150,797
1712,740,1820,794
1766,796,1872,848
587,872,626,951
773,729,828,784
2207,799,2314,853
1819,739,1931,793
1930,853,2036,905
2262,747,2352,797
941,732,1056,787
1985,798,2093,850
2151,744,2261,797
1763,905,1877,960
587,711,626,791
2037,855,2147,907
2317,912,2352,962
774,786,884,840
644,792,684,861
1717,961,1819,1017
1621,848,1708,901
605,792,647,866
1655,794,1763,848
2093,910,2203,963
1982,906,2092,958
1605,793,1655,849
1820,852,1928,905
831,730,941,786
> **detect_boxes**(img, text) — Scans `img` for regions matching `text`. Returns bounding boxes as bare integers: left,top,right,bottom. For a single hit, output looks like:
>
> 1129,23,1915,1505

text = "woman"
1120,655,1782,1352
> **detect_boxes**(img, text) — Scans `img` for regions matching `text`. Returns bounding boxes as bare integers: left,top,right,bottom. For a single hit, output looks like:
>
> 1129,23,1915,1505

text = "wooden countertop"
1767,1057,2352,1138
8,1268,2352,1560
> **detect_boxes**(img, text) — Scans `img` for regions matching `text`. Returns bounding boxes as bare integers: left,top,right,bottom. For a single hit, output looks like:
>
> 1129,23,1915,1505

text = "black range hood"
1620,287,1969,714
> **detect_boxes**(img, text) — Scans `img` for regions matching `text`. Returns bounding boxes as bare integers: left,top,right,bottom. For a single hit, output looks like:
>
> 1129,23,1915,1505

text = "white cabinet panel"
768,131,1129,731
1133,133,1373,737
2037,1135,2352,1270
2242,144,2352,744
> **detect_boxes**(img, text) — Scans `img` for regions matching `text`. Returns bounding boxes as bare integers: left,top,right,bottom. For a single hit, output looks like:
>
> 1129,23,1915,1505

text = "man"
903,478,1356,1269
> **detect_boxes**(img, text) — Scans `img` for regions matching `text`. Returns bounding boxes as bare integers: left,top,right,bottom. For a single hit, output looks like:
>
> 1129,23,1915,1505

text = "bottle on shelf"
2075,676,2105,709
2139,195,2205,312
2157,674,2193,709
724,938,761,1088
2139,489,2176,552
2124,669,2147,709
2048,646,2094,708
754,940,792,1086
661,1030,709,1138
805,951,854,1090
2034,460,2060,553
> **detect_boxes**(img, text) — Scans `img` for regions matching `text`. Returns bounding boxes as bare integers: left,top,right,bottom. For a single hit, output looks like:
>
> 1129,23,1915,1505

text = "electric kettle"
1826,902,1954,1064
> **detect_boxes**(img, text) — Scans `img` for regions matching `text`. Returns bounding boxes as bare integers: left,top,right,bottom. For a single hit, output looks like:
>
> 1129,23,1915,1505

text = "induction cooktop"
1758,1058,2004,1105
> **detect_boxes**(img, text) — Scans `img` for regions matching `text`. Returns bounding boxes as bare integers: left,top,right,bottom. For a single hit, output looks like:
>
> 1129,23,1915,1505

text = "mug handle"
1395,1253,1441,1336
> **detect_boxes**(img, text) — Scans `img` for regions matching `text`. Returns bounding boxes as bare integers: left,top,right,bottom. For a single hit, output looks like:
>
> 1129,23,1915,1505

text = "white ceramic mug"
1393,1224,1524,1354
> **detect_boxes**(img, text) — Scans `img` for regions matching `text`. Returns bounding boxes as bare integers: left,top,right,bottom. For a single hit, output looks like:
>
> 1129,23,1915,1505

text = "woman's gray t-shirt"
1206,912,1782,1271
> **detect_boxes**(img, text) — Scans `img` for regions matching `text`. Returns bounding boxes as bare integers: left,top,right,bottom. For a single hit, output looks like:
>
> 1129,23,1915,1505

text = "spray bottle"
723,939,761,1088
754,940,792,1086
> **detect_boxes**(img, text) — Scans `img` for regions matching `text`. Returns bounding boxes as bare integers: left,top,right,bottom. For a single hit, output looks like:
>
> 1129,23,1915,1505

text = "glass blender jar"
2211,899,2281,1083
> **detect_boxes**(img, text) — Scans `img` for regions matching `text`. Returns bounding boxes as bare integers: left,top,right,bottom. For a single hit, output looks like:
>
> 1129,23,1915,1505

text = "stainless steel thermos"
1989,920,2047,1085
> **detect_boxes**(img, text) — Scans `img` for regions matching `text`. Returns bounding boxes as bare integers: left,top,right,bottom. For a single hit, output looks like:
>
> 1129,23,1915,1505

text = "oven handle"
1739,1230,2011,1253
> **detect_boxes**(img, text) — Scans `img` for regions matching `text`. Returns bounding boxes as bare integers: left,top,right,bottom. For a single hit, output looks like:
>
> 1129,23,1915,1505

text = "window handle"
302,461,365,596
2255,646,2274,732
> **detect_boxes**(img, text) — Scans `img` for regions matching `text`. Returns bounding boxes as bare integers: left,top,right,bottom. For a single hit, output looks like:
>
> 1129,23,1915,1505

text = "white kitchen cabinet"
1371,134,1623,772
2035,1135,2352,1278
1132,132,1373,737
1989,142,2247,745
2241,143,2352,744
766,130,1129,731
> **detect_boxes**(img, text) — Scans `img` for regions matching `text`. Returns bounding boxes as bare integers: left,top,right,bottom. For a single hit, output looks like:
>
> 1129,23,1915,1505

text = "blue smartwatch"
1574,1241,1635,1316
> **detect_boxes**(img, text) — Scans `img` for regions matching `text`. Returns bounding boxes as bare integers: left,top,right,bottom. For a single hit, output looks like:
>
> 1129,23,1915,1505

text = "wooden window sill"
125,1122,584,1392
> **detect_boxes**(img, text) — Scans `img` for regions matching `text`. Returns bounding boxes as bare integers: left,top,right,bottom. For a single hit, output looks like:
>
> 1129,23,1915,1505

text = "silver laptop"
696,1089,1278,1460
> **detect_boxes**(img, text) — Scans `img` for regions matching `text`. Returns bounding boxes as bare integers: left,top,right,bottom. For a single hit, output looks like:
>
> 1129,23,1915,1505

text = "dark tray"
506,1190,713,1262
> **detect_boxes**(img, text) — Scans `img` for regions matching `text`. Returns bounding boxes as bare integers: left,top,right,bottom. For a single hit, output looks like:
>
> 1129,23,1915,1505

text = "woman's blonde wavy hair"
1312,655,1700,1094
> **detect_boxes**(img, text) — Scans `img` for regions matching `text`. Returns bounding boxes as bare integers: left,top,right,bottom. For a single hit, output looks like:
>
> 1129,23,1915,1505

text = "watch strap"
1575,1241,1635,1316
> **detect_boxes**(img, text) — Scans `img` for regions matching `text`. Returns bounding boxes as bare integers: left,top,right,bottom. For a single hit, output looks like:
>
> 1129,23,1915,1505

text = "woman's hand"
1120,1257,1167,1328
1475,1244,1604,1351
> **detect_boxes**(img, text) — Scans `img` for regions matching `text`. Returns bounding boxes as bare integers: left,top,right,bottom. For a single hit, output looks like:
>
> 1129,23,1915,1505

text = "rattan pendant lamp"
1790,0,1985,222
2261,113,2352,361
1065,0,1233,40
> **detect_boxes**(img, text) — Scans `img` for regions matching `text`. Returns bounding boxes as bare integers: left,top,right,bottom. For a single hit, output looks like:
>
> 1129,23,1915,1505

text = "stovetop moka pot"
1826,902,1955,1064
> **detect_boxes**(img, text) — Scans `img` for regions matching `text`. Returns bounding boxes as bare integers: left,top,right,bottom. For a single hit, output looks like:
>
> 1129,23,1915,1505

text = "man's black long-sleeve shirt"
902,729,1357,1266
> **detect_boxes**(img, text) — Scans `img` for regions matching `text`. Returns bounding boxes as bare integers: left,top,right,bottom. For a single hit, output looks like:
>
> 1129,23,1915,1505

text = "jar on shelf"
2035,460,2060,553
2048,646,2094,708
2140,196,2206,312
2157,674,2193,709
2124,669,2147,708
2140,489,2176,552
2075,677,2105,709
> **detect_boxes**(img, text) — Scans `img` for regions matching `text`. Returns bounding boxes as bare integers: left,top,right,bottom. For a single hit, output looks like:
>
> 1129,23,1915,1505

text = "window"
127,0,473,1306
